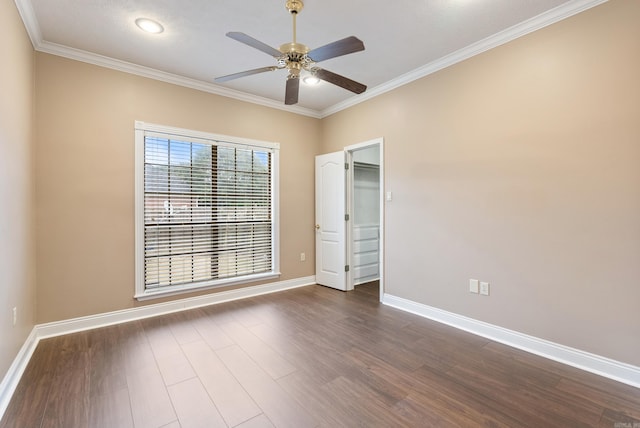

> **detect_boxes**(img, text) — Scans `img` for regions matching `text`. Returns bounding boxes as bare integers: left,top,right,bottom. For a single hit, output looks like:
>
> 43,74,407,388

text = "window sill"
134,272,281,301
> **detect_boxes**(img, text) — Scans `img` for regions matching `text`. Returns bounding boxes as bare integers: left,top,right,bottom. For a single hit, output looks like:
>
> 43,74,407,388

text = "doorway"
315,138,384,300
346,139,383,299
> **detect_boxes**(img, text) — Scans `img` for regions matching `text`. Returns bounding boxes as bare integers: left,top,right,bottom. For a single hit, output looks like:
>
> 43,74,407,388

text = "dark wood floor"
2,282,639,427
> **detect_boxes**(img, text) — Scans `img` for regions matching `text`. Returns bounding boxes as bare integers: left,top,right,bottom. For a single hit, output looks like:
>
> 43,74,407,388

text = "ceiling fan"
214,0,367,105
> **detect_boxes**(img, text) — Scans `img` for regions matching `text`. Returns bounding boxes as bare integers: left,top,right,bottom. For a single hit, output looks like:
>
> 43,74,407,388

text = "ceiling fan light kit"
215,0,367,105
303,75,320,85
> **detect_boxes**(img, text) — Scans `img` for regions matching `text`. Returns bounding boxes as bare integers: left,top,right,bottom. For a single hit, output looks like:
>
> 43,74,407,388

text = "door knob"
315,224,320,230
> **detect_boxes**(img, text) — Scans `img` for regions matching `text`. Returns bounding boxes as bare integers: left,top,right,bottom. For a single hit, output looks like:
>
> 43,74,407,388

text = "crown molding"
13,0,40,47
36,41,322,119
15,0,607,120
319,0,609,118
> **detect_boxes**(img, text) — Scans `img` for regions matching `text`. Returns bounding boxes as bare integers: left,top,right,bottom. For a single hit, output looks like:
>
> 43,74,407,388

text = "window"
135,122,280,299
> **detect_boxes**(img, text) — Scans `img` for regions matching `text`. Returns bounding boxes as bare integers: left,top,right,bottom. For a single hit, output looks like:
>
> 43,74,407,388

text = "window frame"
134,121,280,300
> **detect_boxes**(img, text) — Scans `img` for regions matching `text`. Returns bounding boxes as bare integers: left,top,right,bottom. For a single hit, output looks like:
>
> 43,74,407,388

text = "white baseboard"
0,328,39,419
382,293,640,389
0,275,315,420
37,276,315,339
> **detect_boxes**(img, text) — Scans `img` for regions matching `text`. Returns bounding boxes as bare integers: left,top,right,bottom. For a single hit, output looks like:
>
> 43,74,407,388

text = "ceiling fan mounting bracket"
285,0,304,15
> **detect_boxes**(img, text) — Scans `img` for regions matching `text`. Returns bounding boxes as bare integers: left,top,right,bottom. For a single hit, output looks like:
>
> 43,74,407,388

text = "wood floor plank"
556,377,640,420
235,414,275,428
141,316,182,357
165,310,204,345
404,363,523,427
249,323,342,385
88,387,134,428
181,340,261,427
87,325,128,398
86,320,151,428
341,347,412,406
167,377,227,428
320,376,416,427
389,394,458,427
142,315,197,386
222,300,269,328
191,309,236,350
277,371,366,428
219,321,297,380
40,333,91,428
216,345,316,428
598,407,640,427
343,346,521,427
155,351,197,387
474,342,563,389
126,363,177,428
237,298,288,326
117,321,158,375
444,355,606,425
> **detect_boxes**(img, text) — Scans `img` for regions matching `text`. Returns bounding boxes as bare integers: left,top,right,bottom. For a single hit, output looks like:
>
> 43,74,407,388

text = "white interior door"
315,151,346,290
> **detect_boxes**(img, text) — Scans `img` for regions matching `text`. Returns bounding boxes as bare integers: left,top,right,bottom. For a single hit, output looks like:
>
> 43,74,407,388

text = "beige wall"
323,0,640,366
0,1,36,376
35,54,320,323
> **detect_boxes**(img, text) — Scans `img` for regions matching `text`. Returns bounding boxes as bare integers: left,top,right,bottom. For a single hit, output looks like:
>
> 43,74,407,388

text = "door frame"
345,138,384,301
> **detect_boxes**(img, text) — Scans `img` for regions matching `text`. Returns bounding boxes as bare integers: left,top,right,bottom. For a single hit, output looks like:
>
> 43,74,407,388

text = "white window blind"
135,123,280,299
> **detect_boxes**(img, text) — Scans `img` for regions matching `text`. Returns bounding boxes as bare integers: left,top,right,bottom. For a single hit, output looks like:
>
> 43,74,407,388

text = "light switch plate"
469,279,479,294
480,281,490,296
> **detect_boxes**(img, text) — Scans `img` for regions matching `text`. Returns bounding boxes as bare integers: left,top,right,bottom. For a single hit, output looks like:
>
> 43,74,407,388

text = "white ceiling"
16,0,604,117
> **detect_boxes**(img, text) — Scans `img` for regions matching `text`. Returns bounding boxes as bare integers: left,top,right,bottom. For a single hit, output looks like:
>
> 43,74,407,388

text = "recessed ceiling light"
303,75,320,85
135,18,164,34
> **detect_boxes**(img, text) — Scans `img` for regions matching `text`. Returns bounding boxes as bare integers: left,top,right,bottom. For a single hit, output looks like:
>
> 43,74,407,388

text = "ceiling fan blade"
285,76,300,105
307,36,365,63
313,68,367,94
226,32,282,58
215,66,278,83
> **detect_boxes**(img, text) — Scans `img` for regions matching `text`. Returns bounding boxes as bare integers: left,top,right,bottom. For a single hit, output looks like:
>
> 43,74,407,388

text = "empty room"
1,0,639,426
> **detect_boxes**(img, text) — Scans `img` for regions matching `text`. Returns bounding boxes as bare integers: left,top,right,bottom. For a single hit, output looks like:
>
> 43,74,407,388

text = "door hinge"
345,163,349,170
345,265,350,272
345,214,350,221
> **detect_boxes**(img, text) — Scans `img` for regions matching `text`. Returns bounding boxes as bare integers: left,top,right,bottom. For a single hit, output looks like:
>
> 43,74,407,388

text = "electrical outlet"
12,307,17,326
469,279,479,294
300,252,306,262
480,282,490,296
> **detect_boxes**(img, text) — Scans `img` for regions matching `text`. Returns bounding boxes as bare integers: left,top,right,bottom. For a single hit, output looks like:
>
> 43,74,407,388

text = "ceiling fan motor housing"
279,42,309,55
